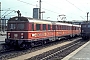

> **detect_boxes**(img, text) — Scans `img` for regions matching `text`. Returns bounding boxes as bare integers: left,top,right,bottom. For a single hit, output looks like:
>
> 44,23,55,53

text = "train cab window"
36,24,41,30
48,25,51,30
17,24,25,30
43,24,46,30
82,25,86,27
9,23,16,29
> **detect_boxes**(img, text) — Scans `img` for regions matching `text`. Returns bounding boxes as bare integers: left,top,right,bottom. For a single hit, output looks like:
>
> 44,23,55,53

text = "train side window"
52,25,56,30
57,25,59,30
43,24,46,30
70,26,72,30
48,25,51,30
59,25,60,30
32,23,34,31
76,27,77,30
88,25,90,27
62,25,66,30
61,25,62,30
36,24,41,30
67,26,69,30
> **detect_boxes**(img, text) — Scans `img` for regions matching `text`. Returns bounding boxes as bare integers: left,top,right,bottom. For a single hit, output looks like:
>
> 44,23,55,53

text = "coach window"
59,25,61,30
48,25,51,30
57,25,59,30
61,25,62,30
52,25,56,30
32,23,34,31
62,25,65,30
43,24,46,30
36,24,41,30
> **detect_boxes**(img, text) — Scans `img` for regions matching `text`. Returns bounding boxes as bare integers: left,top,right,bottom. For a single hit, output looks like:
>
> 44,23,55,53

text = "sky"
1,0,90,22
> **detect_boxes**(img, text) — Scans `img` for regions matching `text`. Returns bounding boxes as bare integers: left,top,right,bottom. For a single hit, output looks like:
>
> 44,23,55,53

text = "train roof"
81,22,90,25
8,16,81,27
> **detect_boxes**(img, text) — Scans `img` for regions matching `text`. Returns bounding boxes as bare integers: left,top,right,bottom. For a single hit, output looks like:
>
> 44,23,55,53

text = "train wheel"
20,43,29,49
31,42,35,47
43,40,47,44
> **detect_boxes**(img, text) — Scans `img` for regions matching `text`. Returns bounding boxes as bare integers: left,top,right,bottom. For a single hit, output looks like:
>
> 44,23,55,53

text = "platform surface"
0,36,6,44
62,41,90,60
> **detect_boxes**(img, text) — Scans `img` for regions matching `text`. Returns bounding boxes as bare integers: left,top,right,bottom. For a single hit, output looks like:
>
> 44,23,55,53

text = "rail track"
0,37,86,60
27,38,88,60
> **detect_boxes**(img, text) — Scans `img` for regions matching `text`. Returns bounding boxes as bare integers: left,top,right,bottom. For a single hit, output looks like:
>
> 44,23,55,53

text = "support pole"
87,12,89,22
39,0,41,19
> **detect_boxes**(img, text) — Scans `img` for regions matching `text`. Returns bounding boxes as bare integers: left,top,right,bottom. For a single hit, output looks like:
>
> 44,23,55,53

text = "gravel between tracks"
0,37,82,60
27,39,87,60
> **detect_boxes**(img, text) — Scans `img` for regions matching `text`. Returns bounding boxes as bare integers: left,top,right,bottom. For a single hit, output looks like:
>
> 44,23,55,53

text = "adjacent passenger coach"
5,16,81,49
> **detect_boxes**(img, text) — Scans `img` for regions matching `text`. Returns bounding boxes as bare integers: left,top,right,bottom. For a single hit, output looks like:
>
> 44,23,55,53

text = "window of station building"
36,24,41,30
48,25,51,30
43,24,46,30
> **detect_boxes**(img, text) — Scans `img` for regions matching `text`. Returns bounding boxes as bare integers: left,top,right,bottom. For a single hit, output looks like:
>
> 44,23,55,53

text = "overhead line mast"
87,12,89,22
39,0,41,19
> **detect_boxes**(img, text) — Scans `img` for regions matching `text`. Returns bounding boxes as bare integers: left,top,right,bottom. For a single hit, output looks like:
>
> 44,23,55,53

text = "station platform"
0,31,6,36
62,41,90,60
0,36,6,44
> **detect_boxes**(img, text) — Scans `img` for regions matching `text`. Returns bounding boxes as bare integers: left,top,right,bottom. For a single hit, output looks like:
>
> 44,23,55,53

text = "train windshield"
8,23,25,30
17,24,25,30
9,23,16,29
82,25,86,28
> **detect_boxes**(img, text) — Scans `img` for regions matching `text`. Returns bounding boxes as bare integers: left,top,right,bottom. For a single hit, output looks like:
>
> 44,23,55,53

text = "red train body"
5,17,81,48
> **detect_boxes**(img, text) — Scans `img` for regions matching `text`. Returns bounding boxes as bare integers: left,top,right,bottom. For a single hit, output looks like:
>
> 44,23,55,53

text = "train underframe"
5,34,80,49
81,33,90,40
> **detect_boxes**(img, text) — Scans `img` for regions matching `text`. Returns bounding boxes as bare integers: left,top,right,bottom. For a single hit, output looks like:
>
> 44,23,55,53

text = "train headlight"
8,33,10,38
21,33,23,38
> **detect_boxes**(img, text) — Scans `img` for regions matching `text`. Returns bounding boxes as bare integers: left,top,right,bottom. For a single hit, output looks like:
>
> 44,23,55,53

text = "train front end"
5,17,29,48
81,22,90,39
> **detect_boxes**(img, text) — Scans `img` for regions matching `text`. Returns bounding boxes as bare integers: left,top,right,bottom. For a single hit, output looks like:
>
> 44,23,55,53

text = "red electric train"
5,16,81,49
